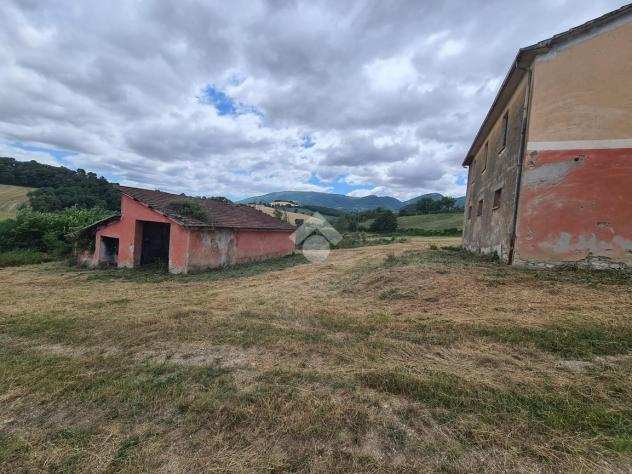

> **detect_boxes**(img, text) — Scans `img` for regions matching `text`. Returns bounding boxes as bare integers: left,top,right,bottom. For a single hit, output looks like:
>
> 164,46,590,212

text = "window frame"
493,188,502,210
499,111,509,153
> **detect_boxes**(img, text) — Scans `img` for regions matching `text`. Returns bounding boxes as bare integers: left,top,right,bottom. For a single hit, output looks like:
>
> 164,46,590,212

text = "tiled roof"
119,186,295,231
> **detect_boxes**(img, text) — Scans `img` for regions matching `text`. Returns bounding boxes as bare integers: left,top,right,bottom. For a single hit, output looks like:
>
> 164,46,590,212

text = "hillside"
240,190,465,212
397,212,464,231
0,184,34,220
0,157,119,212
248,204,311,225
361,212,464,232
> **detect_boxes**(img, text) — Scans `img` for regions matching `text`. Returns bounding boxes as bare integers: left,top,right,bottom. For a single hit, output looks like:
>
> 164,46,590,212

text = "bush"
0,250,53,268
369,210,398,233
0,207,112,256
167,201,208,222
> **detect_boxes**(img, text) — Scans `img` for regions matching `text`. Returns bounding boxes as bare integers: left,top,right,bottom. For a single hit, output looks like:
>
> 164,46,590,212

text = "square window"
493,188,502,209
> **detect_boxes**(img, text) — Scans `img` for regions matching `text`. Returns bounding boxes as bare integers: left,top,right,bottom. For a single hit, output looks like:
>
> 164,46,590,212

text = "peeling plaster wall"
186,229,294,272
514,16,632,269
187,229,237,272
234,230,295,264
462,76,528,262
514,148,632,268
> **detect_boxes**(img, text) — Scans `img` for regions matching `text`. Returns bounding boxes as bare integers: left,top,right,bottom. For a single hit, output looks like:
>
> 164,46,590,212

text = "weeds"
83,253,308,283
0,250,54,268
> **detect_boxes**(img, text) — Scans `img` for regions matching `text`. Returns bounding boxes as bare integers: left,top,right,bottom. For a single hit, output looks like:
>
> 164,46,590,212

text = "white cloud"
0,0,626,200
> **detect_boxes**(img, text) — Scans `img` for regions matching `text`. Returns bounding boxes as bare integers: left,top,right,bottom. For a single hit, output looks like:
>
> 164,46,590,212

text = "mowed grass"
397,212,464,231
1,238,632,471
0,184,33,220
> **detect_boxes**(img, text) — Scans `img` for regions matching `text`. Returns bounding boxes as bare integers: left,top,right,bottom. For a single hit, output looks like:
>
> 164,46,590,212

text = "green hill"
397,212,464,231
0,184,33,220
361,212,464,232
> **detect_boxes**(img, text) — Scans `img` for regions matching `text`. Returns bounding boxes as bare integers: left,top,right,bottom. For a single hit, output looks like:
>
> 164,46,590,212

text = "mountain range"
239,191,466,212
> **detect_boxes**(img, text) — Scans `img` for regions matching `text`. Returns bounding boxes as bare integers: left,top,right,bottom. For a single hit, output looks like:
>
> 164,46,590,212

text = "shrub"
369,210,398,233
0,207,112,256
167,201,208,222
0,250,53,268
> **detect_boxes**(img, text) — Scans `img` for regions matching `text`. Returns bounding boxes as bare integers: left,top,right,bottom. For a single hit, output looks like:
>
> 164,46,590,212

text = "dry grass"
1,237,631,472
0,184,33,220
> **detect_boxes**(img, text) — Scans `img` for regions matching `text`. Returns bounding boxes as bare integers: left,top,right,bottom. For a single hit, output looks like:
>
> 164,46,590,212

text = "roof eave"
462,4,632,166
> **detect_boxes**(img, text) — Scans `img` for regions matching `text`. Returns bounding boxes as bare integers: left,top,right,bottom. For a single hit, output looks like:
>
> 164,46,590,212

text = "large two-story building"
462,5,632,269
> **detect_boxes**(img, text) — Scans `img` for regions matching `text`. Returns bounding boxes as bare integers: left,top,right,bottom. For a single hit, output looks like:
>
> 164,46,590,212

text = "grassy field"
0,184,33,220
397,212,464,231
361,212,464,232
1,239,632,471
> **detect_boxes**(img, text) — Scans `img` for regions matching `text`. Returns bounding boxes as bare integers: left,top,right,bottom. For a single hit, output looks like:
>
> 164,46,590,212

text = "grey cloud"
0,0,626,199
322,136,417,166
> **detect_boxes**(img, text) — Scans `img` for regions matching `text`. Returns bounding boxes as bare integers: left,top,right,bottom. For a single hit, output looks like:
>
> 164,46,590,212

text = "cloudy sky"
0,0,626,200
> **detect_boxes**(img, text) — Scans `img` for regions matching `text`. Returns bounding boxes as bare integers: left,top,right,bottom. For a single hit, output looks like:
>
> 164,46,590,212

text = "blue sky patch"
301,135,315,149
200,85,263,118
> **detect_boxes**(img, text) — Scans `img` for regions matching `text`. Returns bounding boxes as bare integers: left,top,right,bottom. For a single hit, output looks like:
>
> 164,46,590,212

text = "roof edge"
462,3,632,166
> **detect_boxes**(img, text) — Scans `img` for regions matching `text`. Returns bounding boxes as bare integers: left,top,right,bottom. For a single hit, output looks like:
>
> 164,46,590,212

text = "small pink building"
77,186,296,273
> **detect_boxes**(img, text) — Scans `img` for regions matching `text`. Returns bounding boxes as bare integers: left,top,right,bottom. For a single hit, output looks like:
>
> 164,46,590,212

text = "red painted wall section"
234,230,294,263
168,223,190,274
515,148,632,268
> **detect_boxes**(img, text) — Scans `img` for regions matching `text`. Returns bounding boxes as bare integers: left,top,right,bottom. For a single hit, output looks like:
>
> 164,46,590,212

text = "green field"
361,212,464,231
0,184,33,220
397,212,464,231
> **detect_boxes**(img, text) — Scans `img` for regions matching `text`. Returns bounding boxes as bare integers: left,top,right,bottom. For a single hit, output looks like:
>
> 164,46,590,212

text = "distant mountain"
239,190,465,212
402,193,444,207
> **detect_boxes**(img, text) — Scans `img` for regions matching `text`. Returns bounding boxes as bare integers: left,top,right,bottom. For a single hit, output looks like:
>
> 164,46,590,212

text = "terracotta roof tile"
119,186,295,231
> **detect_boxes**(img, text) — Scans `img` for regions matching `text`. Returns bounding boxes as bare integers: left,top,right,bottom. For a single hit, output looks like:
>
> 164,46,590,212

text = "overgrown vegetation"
167,200,209,222
0,207,112,257
83,253,308,283
0,249,54,268
368,209,398,233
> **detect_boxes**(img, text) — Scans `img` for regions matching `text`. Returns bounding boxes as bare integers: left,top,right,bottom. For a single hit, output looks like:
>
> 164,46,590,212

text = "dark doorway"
140,221,170,266
100,236,119,265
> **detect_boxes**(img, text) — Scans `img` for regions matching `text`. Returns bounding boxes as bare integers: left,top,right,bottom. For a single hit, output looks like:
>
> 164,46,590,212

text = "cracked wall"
462,77,527,262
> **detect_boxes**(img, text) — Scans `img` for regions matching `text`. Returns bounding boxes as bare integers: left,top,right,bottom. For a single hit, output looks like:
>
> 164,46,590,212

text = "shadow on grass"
82,253,309,284
384,246,632,287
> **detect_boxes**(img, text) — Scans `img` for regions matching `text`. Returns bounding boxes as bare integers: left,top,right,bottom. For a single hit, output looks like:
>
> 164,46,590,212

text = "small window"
467,205,472,220
493,188,502,210
500,111,509,152
477,199,484,217
481,142,488,174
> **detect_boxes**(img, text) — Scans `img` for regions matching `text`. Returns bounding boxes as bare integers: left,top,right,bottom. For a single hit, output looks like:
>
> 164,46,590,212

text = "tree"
369,210,398,233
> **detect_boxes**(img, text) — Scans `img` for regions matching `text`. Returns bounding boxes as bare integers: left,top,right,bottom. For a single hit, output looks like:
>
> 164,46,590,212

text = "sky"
0,0,627,201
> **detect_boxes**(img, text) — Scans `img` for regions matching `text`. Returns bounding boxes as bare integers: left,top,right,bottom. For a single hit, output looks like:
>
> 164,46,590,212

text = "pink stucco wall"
234,230,295,263
85,194,295,273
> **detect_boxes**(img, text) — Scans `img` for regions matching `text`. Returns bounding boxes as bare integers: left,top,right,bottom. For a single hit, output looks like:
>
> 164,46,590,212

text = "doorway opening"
99,236,119,266
140,221,170,267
